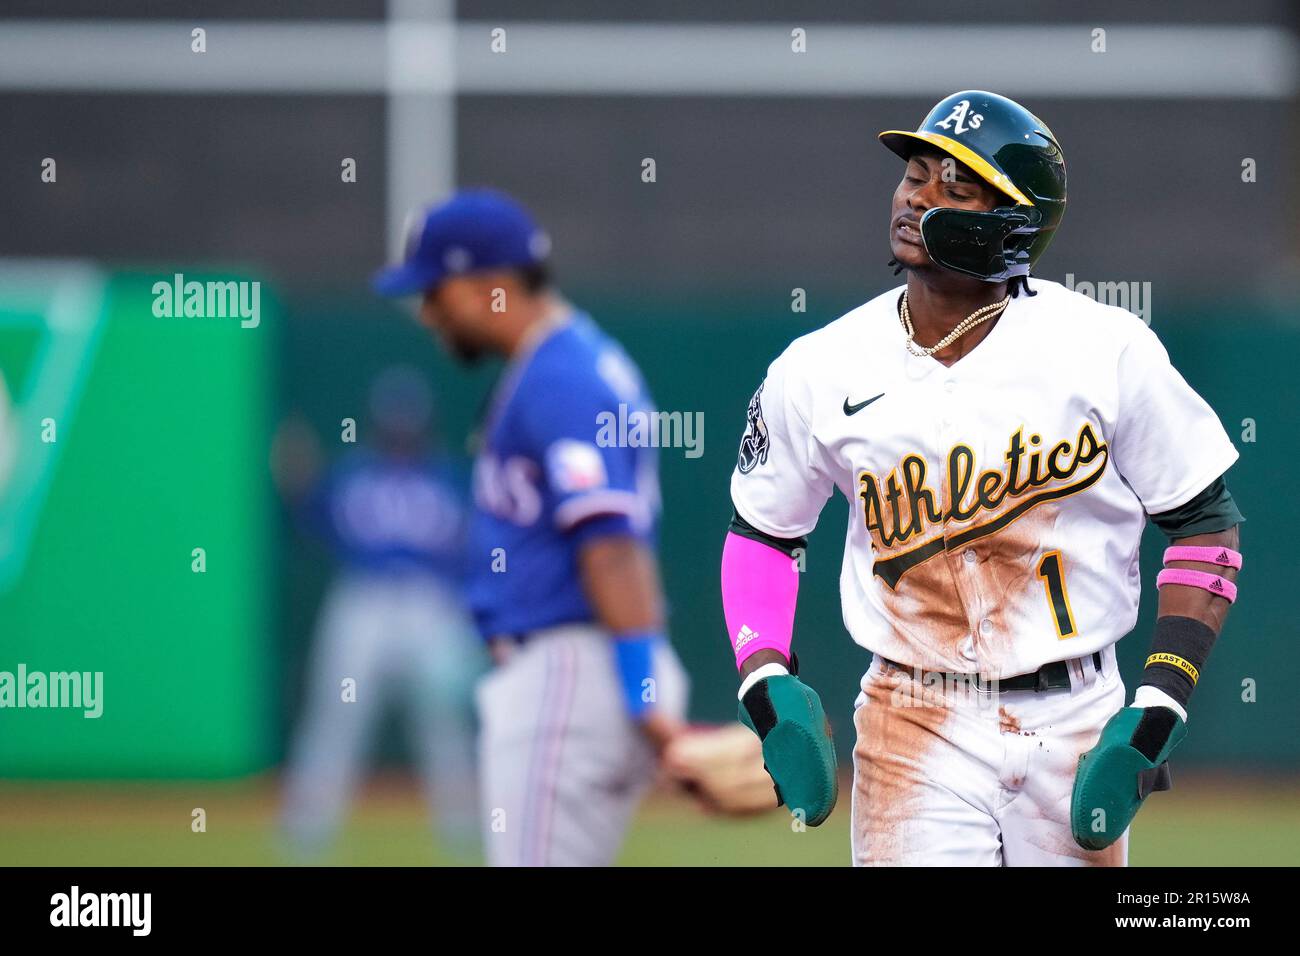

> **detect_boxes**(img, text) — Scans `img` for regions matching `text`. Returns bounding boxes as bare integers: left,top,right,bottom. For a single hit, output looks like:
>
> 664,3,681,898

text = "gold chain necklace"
900,291,1010,358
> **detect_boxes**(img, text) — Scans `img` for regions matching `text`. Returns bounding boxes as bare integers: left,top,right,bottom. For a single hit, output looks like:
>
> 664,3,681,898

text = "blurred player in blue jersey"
278,365,485,859
374,189,689,866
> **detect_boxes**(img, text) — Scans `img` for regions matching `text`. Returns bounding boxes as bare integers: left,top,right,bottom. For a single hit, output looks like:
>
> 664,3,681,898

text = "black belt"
880,651,1103,692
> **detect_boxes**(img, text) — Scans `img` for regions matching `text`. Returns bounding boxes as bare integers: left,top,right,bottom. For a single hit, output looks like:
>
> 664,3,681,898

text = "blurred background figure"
274,364,486,860
374,189,692,867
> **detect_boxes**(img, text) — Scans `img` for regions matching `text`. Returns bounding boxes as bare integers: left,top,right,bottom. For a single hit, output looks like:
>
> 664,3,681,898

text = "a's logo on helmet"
737,383,770,474
935,99,984,136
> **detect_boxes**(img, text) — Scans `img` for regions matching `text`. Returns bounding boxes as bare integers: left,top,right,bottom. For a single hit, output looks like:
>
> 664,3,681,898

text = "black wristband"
1141,615,1217,709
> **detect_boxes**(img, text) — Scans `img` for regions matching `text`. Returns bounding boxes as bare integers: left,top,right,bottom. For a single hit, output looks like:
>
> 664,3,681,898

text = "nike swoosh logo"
843,393,885,415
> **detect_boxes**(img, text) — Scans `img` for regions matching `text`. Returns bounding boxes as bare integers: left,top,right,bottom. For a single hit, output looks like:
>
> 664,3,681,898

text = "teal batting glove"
739,674,838,827
1071,704,1187,850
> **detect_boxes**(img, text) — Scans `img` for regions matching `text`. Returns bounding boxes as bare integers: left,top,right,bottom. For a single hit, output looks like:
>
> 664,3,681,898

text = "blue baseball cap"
373,188,552,296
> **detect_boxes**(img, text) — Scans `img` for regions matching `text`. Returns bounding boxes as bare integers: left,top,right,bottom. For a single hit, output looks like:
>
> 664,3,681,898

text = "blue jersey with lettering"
305,450,468,582
466,312,660,637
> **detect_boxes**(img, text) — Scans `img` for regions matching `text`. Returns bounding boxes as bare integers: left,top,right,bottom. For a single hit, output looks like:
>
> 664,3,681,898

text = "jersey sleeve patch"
545,438,609,494
736,382,770,473
729,349,835,540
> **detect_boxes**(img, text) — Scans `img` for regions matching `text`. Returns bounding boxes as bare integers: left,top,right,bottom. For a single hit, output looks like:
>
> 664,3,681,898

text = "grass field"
1,772,1296,866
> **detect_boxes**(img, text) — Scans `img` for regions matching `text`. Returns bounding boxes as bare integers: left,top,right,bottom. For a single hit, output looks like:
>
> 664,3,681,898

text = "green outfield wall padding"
0,270,273,777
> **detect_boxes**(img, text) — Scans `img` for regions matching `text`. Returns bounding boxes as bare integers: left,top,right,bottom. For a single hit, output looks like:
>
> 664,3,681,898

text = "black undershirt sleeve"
1148,475,1244,540
728,509,808,559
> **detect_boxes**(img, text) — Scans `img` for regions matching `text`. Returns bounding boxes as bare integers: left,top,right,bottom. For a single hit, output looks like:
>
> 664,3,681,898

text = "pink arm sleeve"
721,530,799,670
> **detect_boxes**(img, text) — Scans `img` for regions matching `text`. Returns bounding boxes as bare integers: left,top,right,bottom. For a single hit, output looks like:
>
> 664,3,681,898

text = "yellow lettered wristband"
1146,652,1199,685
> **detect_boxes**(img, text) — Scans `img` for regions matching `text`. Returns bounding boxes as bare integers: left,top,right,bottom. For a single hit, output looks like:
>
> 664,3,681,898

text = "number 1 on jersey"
1036,550,1078,639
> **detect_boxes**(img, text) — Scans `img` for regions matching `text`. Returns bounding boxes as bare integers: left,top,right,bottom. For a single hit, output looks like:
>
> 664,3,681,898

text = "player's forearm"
739,649,790,679
577,533,664,631
722,527,801,700
1156,526,1240,633
721,532,837,827
1141,524,1242,715
578,533,678,743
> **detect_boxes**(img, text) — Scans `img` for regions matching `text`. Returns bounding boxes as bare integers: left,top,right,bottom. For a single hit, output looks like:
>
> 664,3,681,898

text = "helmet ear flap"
1000,204,1044,257
919,205,1040,282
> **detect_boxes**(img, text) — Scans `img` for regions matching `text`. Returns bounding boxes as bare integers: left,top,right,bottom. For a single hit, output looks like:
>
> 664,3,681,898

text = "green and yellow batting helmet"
879,90,1067,282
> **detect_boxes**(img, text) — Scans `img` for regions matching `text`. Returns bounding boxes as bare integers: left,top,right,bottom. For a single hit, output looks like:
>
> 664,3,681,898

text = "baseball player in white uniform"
722,91,1244,866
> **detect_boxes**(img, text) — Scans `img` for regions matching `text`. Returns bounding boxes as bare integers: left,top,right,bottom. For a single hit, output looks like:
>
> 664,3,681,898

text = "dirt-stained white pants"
851,646,1127,866
476,625,688,867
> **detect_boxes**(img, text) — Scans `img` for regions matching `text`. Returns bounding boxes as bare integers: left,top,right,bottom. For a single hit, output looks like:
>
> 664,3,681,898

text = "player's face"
890,149,1001,271
420,278,494,363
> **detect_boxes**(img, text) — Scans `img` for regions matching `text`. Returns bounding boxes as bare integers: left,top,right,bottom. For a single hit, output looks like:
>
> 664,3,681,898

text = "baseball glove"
1070,704,1187,850
739,674,838,826
662,722,779,816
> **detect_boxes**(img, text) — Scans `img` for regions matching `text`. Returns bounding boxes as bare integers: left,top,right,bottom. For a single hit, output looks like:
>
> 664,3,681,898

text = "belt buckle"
1035,666,1053,692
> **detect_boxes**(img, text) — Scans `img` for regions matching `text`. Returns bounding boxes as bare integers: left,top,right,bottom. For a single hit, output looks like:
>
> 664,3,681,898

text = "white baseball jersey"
731,279,1239,681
